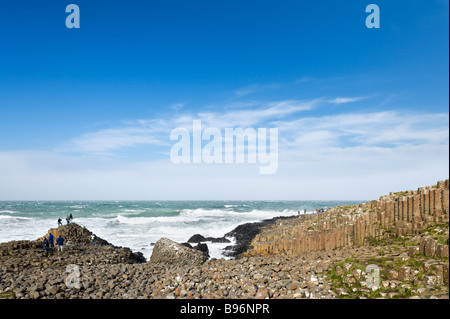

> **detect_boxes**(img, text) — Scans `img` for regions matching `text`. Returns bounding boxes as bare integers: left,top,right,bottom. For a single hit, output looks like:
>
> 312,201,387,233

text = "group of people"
296,208,327,216
57,214,73,227
315,207,326,214
42,213,97,253
42,233,64,252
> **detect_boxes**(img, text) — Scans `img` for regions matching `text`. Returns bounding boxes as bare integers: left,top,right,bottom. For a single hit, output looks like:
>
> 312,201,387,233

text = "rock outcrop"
223,216,297,257
38,223,110,247
36,223,146,264
150,237,207,266
187,234,231,243
245,179,449,257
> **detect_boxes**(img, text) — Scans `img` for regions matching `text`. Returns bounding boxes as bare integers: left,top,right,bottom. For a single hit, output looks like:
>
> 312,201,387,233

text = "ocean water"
0,200,363,260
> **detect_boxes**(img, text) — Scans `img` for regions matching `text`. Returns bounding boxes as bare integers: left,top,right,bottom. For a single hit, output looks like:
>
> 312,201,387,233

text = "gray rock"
188,234,206,243
29,290,40,299
150,237,207,266
48,285,59,295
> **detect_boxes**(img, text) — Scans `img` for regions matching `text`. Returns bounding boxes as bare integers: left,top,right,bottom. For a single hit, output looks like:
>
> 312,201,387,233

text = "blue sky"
0,0,448,200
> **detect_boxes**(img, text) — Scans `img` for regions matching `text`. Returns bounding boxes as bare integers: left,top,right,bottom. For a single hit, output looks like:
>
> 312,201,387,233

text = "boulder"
205,237,231,243
188,234,207,243
150,238,207,266
187,234,231,244
193,243,209,258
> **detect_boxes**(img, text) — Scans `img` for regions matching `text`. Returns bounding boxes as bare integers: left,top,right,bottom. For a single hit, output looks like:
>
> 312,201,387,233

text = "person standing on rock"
58,218,62,227
91,234,95,245
66,215,70,225
48,233,54,249
69,213,73,224
56,235,64,252
43,237,50,252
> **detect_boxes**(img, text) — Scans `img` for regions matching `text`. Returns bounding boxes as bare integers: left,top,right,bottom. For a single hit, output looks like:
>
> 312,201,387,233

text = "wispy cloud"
234,83,281,98
197,99,318,128
1,94,449,200
58,124,169,154
328,96,367,104
57,94,449,165
59,99,319,154
278,111,449,146
168,103,186,111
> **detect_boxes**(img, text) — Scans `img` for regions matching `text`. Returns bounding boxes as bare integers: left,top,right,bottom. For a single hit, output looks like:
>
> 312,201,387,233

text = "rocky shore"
0,223,332,299
0,180,448,299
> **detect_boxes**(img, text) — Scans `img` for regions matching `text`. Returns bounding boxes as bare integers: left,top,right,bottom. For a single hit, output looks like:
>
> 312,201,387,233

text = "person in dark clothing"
48,233,54,248
43,238,50,252
56,235,64,252
58,218,62,227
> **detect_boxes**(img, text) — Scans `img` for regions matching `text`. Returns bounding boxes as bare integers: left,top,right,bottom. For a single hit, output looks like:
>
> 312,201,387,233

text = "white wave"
115,214,167,225
0,210,18,214
115,213,203,225
91,212,121,218
113,208,300,232
180,208,229,217
121,209,145,214
181,207,298,217
0,215,32,220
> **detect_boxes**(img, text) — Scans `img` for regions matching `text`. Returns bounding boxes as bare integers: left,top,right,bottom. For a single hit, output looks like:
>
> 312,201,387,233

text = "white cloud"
328,96,366,104
58,127,163,154
276,111,449,151
0,96,448,200
168,103,186,111
234,83,281,98
197,99,318,128
58,99,318,154
0,141,447,200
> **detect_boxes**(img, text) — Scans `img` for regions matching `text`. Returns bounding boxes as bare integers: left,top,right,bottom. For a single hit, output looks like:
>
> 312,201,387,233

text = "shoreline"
221,214,306,258
0,200,338,261
150,212,309,260
0,179,448,299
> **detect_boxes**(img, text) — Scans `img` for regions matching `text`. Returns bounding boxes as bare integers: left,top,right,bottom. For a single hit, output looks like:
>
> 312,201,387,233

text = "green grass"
0,291,15,299
326,246,450,299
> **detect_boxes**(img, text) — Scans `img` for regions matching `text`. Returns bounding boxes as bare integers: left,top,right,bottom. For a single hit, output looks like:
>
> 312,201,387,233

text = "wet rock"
193,243,209,258
187,234,206,243
205,237,231,243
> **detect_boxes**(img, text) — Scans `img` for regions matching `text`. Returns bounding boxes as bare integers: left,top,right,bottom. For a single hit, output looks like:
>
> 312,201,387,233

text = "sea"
0,200,364,260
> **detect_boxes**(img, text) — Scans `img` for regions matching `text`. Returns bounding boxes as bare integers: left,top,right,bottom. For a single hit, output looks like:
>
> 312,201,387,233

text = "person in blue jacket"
56,235,64,252
48,233,54,249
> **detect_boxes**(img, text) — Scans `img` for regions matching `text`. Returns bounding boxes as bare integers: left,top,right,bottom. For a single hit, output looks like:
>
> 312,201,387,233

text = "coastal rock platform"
0,180,448,299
